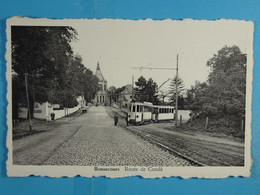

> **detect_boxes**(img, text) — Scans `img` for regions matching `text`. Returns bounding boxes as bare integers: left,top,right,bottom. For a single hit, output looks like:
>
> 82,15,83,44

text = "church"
94,62,108,105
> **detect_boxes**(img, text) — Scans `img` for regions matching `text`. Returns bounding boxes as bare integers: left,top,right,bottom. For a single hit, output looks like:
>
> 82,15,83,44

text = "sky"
70,19,251,92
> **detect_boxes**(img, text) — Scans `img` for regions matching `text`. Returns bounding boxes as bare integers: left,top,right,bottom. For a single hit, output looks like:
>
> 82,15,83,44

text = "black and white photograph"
6,17,253,178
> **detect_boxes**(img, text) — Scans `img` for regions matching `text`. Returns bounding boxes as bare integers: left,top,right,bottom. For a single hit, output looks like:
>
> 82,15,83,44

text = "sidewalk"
13,106,90,139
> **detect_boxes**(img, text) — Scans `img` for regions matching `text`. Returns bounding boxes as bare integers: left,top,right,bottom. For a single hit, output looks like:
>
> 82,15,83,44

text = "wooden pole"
205,117,209,130
132,75,134,102
175,54,179,126
25,73,32,132
180,115,182,126
241,118,244,132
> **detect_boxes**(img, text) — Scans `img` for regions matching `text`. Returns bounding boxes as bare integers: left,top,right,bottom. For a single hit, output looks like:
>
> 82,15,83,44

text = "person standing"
125,114,129,126
114,113,119,126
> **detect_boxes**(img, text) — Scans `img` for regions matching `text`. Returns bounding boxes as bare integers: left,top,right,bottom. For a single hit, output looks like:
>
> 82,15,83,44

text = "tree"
107,86,117,105
12,26,78,117
206,45,246,117
168,76,185,108
187,45,247,119
134,76,159,104
157,90,169,105
185,81,208,114
11,26,99,118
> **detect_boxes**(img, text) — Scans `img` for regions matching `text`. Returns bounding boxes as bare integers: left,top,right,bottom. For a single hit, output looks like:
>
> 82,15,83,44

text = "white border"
6,17,253,178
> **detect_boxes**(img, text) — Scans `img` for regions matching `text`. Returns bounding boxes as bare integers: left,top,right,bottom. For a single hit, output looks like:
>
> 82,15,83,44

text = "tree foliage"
11,26,98,119
187,45,246,118
134,76,159,104
168,76,185,108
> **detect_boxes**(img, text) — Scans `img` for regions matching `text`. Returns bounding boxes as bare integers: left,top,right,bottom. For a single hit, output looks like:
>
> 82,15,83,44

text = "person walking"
114,113,119,126
125,114,129,126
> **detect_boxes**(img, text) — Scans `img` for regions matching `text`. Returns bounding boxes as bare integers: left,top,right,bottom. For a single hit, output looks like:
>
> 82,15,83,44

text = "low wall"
178,110,191,120
53,109,65,120
19,103,81,121
68,107,79,115
19,102,48,120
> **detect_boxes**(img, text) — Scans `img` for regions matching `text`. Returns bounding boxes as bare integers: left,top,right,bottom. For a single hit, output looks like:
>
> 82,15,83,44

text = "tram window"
148,107,152,112
159,108,162,113
137,105,140,112
144,106,149,112
167,108,169,113
140,106,144,112
133,105,136,112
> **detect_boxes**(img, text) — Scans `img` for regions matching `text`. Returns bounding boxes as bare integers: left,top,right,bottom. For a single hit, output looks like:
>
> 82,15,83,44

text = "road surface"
13,106,191,166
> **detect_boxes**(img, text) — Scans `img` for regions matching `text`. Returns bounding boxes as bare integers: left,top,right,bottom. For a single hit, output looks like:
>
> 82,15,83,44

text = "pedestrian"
114,113,119,126
125,114,129,126
51,112,55,121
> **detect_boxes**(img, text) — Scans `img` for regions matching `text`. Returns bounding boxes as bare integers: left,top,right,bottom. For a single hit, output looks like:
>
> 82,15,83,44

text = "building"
18,95,85,121
118,84,133,107
94,62,108,105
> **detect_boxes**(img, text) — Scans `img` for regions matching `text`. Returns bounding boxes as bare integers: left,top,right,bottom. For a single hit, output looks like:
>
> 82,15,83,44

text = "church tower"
94,62,108,105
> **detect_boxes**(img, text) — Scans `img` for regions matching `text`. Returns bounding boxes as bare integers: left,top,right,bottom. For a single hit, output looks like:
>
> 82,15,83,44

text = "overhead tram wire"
130,54,179,126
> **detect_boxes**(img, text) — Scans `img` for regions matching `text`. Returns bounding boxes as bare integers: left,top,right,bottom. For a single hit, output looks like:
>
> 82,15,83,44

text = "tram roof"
130,102,153,106
130,102,174,108
153,105,175,108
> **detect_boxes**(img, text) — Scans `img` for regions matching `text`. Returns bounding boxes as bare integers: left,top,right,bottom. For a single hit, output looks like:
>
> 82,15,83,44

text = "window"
144,106,149,112
97,96,99,102
98,84,103,90
137,105,140,112
103,96,104,102
133,105,136,112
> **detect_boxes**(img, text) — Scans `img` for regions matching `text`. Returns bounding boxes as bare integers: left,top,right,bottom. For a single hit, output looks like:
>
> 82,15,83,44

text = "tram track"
126,126,244,166
143,128,244,165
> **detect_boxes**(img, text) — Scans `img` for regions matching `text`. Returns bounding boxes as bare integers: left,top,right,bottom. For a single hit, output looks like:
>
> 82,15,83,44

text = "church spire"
95,61,106,82
96,61,100,70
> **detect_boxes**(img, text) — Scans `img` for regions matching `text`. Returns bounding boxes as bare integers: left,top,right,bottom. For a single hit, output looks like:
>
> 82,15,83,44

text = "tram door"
140,106,143,122
155,108,159,121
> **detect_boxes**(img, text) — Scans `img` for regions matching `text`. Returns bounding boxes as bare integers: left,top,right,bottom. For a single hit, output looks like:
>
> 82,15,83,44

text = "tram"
152,105,175,122
127,102,175,125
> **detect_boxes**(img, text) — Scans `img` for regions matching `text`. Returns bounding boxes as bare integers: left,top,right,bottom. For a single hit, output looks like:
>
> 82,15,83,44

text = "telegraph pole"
25,73,32,132
175,54,179,126
132,75,134,102
131,54,180,126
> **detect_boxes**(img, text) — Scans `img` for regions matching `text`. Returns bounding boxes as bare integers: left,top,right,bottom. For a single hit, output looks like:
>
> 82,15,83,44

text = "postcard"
6,17,253,178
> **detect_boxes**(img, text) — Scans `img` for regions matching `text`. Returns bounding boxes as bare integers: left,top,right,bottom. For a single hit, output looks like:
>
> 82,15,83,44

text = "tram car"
152,105,175,122
128,102,153,125
127,102,175,125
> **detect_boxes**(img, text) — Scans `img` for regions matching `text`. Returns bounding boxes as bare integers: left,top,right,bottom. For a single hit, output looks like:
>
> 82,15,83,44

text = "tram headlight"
129,115,131,118
136,115,139,118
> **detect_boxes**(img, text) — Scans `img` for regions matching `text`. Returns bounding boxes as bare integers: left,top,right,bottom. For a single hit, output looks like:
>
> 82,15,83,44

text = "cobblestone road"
44,106,191,166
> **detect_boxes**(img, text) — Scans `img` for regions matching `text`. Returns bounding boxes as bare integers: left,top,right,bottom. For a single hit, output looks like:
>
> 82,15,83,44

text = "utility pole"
131,54,180,127
175,54,179,126
25,73,32,132
132,75,134,102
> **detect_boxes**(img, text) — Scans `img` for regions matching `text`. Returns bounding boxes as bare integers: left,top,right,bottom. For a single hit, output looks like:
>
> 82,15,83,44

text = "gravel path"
44,106,191,166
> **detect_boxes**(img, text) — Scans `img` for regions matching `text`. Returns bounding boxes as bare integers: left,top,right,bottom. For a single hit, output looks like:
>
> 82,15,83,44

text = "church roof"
95,62,106,82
